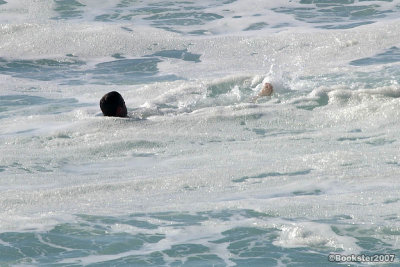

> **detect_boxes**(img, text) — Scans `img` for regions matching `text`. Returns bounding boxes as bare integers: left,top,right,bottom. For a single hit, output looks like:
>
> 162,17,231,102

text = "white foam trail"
274,222,361,254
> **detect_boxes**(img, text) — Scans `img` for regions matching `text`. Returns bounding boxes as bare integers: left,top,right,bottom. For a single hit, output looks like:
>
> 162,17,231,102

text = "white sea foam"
274,222,361,253
1,0,400,264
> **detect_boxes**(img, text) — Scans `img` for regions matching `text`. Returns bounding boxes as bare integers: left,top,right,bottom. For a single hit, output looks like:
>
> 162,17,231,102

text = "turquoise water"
3,210,398,266
1,0,400,266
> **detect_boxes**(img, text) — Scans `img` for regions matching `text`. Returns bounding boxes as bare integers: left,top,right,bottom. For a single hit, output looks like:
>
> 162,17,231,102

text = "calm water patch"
273,1,395,29
52,0,85,20
317,20,374,29
0,95,85,118
244,22,269,31
0,56,185,85
1,209,392,266
292,189,323,196
148,49,201,63
47,0,400,34
365,138,395,146
0,57,85,82
350,46,400,66
233,169,313,183
91,1,225,34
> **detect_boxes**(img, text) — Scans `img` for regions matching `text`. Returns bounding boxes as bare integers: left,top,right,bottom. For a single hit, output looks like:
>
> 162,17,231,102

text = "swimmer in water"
258,83,273,97
99,91,128,117
100,83,273,117
252,82,274,102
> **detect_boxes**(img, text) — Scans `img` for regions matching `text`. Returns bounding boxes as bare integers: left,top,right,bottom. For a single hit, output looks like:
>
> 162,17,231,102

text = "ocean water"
1,0,400,266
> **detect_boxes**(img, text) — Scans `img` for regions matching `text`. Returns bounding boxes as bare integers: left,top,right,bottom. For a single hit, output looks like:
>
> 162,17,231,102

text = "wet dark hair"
99,91,126,117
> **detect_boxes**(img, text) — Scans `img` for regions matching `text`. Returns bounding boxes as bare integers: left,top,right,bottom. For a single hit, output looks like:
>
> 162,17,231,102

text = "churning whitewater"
1,0,400,266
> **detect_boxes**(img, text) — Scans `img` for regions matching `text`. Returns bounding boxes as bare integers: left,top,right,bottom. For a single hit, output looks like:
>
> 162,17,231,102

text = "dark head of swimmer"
99,91,127,117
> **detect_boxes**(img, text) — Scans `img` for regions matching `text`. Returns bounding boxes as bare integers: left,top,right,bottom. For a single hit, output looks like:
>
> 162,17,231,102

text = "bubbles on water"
274,222,360,253
2,1,400,266
0,210,384,266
